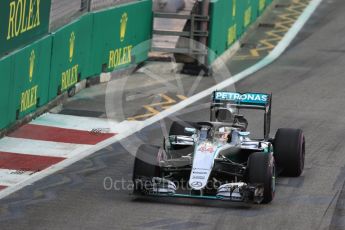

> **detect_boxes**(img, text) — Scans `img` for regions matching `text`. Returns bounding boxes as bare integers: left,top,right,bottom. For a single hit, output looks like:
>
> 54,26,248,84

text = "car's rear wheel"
247,152,275,204
274,128,305,177
133,144,162,193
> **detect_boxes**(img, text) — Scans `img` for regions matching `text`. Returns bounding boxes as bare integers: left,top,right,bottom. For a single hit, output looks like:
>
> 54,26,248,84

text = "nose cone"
189,142,216,190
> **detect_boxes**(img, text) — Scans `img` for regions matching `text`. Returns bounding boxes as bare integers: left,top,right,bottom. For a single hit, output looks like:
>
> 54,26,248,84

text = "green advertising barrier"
208,0,274,63
91,0,152,74
209,0,241,63
209,0,234,62
258,0,268,14
11,36,52,119
226,0,237,48
251,0,259,22
242,0,251,29
0,0,154,131
0,0,52,57
49,14,94,100
0,56,15,129
234,0,244,37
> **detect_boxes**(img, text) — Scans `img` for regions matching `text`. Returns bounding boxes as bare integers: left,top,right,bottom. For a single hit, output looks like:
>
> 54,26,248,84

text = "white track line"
31,113,119,132
0,169,35,187
0,137,91,158
0,0,323,199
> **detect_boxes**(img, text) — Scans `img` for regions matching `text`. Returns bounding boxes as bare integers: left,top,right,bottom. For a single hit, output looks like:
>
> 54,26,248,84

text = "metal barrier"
49,14,94,100
208,0,273,63
12,36,53,119
0,0,153,130
91,0,152,74
0,56,14,129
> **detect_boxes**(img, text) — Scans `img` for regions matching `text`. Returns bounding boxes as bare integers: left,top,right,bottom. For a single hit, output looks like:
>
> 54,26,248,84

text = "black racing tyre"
274,128,305,177
247,152,275,204
133,144,161,193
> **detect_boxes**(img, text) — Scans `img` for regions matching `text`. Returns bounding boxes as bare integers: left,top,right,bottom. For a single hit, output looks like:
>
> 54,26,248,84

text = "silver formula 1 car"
132,91,305,204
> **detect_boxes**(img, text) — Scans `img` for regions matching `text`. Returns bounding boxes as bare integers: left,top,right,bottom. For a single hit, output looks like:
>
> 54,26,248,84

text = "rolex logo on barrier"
7,0,42,40
29,50,35,82
69,32,75,62
232,0,236,17
61,31,79,91
120,12,128,42
21,49,38,112
108,12,132,69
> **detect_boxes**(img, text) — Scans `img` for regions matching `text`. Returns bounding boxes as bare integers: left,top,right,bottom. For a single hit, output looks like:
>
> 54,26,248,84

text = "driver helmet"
216,127,232,142
199,126,211,141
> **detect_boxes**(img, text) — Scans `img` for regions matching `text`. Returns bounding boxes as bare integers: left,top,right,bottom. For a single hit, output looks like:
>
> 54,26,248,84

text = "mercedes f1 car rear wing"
210,91,272,140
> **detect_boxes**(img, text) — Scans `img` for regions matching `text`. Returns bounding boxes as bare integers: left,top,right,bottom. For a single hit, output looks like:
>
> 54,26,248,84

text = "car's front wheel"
247,152,275,204
132,144,162,194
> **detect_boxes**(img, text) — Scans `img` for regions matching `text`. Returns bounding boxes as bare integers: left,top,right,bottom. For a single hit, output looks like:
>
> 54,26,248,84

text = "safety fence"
208,0,273,63
0,0,152,130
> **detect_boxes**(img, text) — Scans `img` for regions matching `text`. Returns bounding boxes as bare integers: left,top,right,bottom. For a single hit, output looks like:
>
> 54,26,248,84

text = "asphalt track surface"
1,0,345,229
